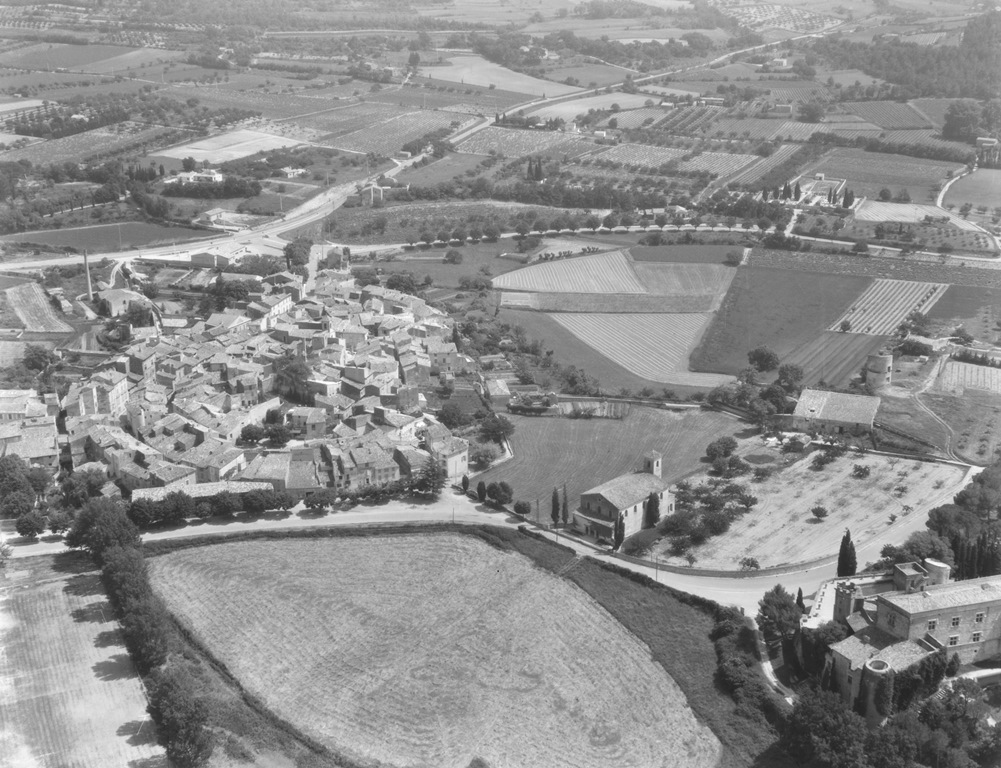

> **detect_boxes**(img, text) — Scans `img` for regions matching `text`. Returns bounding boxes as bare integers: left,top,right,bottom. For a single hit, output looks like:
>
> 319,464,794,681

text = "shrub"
513,500,531,517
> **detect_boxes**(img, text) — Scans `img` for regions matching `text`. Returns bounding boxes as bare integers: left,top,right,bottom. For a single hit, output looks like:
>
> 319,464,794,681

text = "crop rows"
658,106,724,135
606,107,670,130
726,143,799,186
829,279,948,335
457,126,594,158
592,142,685,167
678,151,757,177
294,103,404,136
843,101,932,130
719,4,841,33
529,293,717,313
909,99,960,129
707,117,782,140
772,121,820,141
493,251,647,293
938,361,1001,395
631,262,735,297
783,331,888,388
548,312,733,386
0,121,186,164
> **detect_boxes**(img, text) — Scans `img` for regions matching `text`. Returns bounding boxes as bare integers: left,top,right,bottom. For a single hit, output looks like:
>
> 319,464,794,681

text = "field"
150,534,723,768
155,128,309,163
782,331,889,388
526,93,655,121
1,221,209,252
493,251,646,293
395,152,491,186
329,110,470,155
803,148,962,201
4,282,71,332
549,313,732,387
924,390,1001,464
944,170,1001,211
909,98,963,129
829,279,948,335
0,121,186,164
457,126,595,158
630,245,739,264
656,452,968,569
0,553,164,768
591,142,685,167
938,361,1001,395
690,266,873,375
0,339,49,364
477,408,742,512
842,101,932,129
630,262,735,297
853,200,984,232
542,63,629,88
0,43,140,70
423,56,578,97
599,107,668,129
726,143,800,187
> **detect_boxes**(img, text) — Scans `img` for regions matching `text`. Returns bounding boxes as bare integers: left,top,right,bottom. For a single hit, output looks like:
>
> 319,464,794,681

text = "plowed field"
829,279,948,335
548,313,733,386
150,535,723,768
6,282,72,332
783,331,890,388
493,251,646,293
937,361,1001,395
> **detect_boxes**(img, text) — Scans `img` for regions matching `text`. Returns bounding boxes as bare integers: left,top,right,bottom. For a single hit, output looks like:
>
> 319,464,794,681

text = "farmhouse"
792,389,880,435
573,451,674,541
816,559,1001,722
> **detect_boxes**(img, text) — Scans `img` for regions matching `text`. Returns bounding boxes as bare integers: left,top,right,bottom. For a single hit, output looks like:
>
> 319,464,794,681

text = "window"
975,612,985,623
951,616,961,628
948,635,959,647
972,632,982,643
888,613,897,628
927,619,937,631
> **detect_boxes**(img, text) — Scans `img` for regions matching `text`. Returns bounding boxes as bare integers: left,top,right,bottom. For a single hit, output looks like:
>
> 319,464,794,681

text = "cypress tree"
551,487,560,526
613,514,624,550
796,587,806,613
644,492,660,529
838,529,857,577
476,480,486,502
794,181,801,200
561,483,569,525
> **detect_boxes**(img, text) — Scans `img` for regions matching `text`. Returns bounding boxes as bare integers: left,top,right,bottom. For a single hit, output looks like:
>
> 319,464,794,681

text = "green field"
476,407,742,514
376,240,528,287
394,152,492,186
689,266,872,375
630,244,740,264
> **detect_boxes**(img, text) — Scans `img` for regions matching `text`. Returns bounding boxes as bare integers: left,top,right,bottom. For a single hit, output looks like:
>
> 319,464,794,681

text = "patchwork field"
329,111,470,155
424,56,579,97
853,200,984,233
782,331,889,388
0,121,186,165
477,407,742,513
527,93,655,121
151,534,723,768
829,279,948,335
804,148,961,201
841,101,932,129
493,251,646,293
690,266,873,375
155,128,308,163
0,553,164,768
457,126,595,157
656,452,968,569
548,313,733,387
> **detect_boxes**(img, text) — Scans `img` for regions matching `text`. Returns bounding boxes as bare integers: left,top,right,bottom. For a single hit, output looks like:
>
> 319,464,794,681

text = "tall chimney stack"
83,250,94,301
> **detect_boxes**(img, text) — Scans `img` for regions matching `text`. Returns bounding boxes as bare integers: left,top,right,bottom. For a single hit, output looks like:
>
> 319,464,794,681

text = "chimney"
83,250,94,302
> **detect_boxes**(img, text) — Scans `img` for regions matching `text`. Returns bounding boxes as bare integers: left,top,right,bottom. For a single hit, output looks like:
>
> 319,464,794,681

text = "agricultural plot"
548,313,733,386
77,48,183,74
909,99,963,129
726,143,799,186
829,279,948,335
151,535,723,768
678,152,757,177
425,56,578,97
524,293,718,313
842,101,931,129
879,129,974,155
708,117,783,140
1,221,208,251
293,102,407,137
772,121,820,141
156,128,308,163
0,339,48,364
329,111,470,155
657,452,968,569
944,170,1001,211
602,107,670,130
805,148,962,201
0,43,138,70
593,143,685,167
477,407,742,512
718,3,841,33
782,331,889,388
0,122,185,165
457,126,594,157
853,201,984,232
630,245,737,264
493,251,647,293
924,389,1001,464
0,554,165,768
543,63,628,88
5,282,71,332
937,361,1001,396
526,93,653,122
658,106,725,135
690,266,872,375
631,262,736,298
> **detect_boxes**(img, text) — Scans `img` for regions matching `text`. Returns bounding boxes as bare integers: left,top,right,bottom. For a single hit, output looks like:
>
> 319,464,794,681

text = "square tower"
644,451,662,478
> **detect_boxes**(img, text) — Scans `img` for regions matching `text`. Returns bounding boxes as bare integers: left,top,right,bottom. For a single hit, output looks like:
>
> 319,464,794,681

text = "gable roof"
793,389,880,425
582,472,667,511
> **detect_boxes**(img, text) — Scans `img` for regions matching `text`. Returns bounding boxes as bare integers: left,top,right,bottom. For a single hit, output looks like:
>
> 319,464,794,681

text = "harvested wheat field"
549,313,734,386
829,279,947,336
150,534,722,768
657,453,968,569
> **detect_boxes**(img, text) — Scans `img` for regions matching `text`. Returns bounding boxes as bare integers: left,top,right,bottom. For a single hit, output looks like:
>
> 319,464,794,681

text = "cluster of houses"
12,264,481,507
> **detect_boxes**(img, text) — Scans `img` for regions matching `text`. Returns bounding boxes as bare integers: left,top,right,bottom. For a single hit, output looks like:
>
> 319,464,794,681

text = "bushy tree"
757,584,801,639
65,499,141,565
781,688,868,768
240,424,266,443
705,436,738,461
747,346,780,372
15,510,46,538
478,414,515,445
147,666,215,767
413,459,447,499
